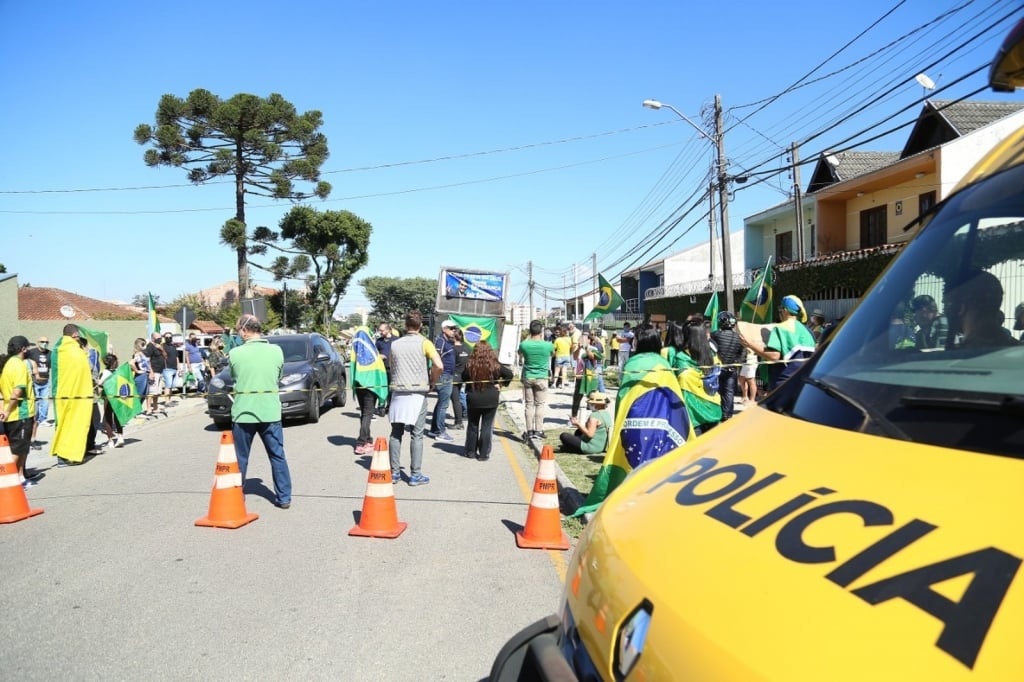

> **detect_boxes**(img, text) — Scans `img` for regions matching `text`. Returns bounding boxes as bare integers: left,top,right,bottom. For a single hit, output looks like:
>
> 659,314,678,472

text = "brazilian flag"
351,326,388,403
741,257,774,324
449,315,497,349
703,292,720,331
103,362,142,426
584,274,624,322
572,353,692,517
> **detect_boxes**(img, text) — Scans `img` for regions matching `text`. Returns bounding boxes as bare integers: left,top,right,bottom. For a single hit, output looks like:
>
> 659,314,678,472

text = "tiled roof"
195,281,279,308
17,287,175,322
806,150,900,193
931,99,1024,135
190,320,226,334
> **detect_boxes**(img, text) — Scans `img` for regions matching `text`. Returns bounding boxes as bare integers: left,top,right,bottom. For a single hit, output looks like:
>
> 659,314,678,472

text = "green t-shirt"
580,409,612,454
518,338,554,380
229,338,284,423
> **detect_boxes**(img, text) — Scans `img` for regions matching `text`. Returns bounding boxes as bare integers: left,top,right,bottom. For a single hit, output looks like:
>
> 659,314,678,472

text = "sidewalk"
24,393,209,474
498,381,596,518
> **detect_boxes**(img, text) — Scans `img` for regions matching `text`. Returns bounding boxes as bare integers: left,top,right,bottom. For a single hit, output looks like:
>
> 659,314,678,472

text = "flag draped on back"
103,362,142,425
572,352,691,517
584,274,624,322
449,315,498,349
147,292,161,338
703,292,720,331
76,325,108,359
672,351,723,428
351,326,388,403
741,257,774,324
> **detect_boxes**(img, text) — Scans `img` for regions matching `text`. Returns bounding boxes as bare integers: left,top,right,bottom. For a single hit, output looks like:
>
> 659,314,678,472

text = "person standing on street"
50,324,92,467
388,310,443,486
144,332,167,413
711,311,743,421
374,323,395,417
26,335,52,449
616,322,635,372
183,332,206,393
229,314,292,509
1,335,38,488
461,340,513,461
450,327,469,430
427,319,457,442
517,319,554,440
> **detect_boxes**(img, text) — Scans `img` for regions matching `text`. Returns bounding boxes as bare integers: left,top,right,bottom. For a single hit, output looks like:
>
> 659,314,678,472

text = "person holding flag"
50,324,94,466
573,324,692,517
98,353,142,448
741,257,775,324
741,294,817,391
351,326,389,455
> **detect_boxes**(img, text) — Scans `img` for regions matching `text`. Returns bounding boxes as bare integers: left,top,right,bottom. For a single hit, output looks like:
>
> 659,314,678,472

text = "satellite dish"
915,73,936,90
59,305,75,319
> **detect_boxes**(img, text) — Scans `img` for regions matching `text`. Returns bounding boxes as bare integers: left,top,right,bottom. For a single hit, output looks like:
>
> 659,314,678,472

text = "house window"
919,190,937,215
860,205,887,248
774,231,793,262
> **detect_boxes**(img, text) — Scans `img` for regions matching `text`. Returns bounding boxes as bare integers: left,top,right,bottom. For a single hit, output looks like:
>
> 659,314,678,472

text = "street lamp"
643,97,735,312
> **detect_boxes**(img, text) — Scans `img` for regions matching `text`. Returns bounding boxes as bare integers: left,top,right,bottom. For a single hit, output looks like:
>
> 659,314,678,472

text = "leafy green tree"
165,293,219,325
134,89,331,299
252,206,371,332
131,293,160,308
343,312,364,328
360,276,437,323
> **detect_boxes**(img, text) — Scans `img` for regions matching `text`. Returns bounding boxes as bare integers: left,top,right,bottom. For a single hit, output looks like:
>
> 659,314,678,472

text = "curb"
499,394,589,521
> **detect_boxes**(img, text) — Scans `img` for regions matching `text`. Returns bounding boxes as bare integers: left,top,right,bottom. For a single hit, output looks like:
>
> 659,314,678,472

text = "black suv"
206,332,347,427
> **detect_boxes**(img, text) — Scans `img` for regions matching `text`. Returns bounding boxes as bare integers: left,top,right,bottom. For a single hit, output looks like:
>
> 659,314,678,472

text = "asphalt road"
4,395,565,680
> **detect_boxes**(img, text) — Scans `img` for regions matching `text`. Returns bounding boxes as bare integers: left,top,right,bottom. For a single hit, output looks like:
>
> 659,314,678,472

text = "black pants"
102,401,123,436
86,403,101,450
465,406,496,458
355,387,377,446
376,372,393,415
451,382,464,425
559,430,586,453
571,378,585,418
719,368,737,421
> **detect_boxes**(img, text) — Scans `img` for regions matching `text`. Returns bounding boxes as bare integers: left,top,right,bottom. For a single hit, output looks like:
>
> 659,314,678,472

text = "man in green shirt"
229,315,291,509
517,320,554,440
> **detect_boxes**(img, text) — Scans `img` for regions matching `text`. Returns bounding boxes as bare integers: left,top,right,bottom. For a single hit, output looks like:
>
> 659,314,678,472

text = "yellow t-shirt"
553,336,572,358
1,356,35,422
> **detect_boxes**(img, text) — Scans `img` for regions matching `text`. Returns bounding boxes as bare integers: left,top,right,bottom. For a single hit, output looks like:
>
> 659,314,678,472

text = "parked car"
206,332,347,427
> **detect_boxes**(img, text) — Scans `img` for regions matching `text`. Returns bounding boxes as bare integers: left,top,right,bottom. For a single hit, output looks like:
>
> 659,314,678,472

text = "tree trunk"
235,149,249,300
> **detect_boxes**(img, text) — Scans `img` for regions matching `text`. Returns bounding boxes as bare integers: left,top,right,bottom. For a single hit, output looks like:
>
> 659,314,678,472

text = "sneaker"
391,471,402,483
54,457,73,468
370,413,378,421
114,436,125,448
87,448,104,455
451,423,464,430
354,443,371,455
425,430,439,439
30,443,42,451
275,501,291,509
476,454,490,462
22,479,37,490
435,431,454,442
25,470,43,482
531,431,545,440
407,473,430,486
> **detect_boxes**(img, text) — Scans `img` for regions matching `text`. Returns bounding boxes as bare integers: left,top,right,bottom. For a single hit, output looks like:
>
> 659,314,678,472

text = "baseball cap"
441,320,458,329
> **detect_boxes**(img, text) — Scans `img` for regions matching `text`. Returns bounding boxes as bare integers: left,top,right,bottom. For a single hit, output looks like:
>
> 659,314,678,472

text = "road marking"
499,413,568,583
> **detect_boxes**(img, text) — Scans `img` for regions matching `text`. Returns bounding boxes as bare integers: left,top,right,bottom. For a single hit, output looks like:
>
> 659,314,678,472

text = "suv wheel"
307,386,321,424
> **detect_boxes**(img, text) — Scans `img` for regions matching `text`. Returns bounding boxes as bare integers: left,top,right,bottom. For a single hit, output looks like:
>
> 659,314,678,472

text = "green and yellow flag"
449,315,498,349
741,257,774,324
584,274,624,322
703,292,720,331
351,326,388,403
147,292,161,338
572,352,692,517
103,362,142,425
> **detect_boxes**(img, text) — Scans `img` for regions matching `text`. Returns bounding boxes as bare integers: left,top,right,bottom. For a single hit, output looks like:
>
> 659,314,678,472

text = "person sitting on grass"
559,391,612,455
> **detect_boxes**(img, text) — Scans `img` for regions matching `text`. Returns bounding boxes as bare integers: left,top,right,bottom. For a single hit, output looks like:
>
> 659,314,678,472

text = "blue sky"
1,1,1021,317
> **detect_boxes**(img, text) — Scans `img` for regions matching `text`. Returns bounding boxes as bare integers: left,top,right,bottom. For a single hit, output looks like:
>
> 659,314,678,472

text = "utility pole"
562,273,566,321
708,181,717,292
791,142,805,262
283,281,287,328
714,94,735,312
528,260,534,321
572,263,578,320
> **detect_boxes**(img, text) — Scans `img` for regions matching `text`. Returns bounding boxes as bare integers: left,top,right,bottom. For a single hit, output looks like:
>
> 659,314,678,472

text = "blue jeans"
390,395,428,477
162,368,178,393
33,382,50,423
431,373,453,434
232,421,292,505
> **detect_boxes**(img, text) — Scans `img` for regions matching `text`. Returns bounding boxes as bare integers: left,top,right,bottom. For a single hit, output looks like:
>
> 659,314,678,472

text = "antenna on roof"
915,73,936,99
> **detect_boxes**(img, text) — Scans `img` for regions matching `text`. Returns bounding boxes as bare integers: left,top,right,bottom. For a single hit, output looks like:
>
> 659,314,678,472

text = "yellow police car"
492,21,1024,681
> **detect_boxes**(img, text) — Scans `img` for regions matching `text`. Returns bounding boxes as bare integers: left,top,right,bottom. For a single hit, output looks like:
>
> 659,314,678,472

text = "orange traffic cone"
0,434,43,524
195,431,259,529
349,437,407,538
516,445,569,550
